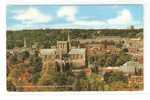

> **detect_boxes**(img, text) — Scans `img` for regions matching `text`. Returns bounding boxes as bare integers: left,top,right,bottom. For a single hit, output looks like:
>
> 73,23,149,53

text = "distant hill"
7,29,143,49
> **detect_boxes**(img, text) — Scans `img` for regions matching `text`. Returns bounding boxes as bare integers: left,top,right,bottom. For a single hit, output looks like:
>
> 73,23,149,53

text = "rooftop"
57,41,68,43
40,49,56,55
69,48,86,54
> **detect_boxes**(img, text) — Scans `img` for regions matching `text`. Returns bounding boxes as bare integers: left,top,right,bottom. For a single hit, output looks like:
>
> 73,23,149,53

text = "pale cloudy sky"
7,5,143,30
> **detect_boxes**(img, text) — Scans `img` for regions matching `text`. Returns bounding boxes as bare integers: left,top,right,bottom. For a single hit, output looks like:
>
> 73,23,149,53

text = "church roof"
57,41,68,43
40,49,56,55
122,61,142,68
69,48,86,54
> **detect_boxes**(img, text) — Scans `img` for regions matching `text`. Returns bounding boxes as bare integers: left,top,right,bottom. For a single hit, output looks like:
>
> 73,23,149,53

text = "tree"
104,71,128,84
29,51,42,84
7,79,16,91
18,51,30,62
109,81,129,91
105,56,113,66
9,54,18,65
73,73,89,91
115,51,131,66
21,51,30,60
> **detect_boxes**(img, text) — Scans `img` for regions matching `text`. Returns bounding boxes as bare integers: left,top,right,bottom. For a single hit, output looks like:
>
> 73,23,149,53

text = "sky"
7,5,143,30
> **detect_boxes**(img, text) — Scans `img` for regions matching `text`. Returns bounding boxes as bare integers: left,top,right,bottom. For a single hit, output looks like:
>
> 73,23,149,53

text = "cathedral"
39,31,86,72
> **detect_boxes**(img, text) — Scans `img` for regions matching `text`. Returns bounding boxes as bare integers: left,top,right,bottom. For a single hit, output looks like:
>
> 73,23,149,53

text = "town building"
120,61,143,75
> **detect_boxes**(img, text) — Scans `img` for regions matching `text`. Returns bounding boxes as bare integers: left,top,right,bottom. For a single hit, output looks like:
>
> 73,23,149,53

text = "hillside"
7,29,143,49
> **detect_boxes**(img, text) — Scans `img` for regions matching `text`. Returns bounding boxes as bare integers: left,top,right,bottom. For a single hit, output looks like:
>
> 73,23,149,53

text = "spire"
67,31,70,43
77,39,80,48
24,37,27,48
67,31,71,51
